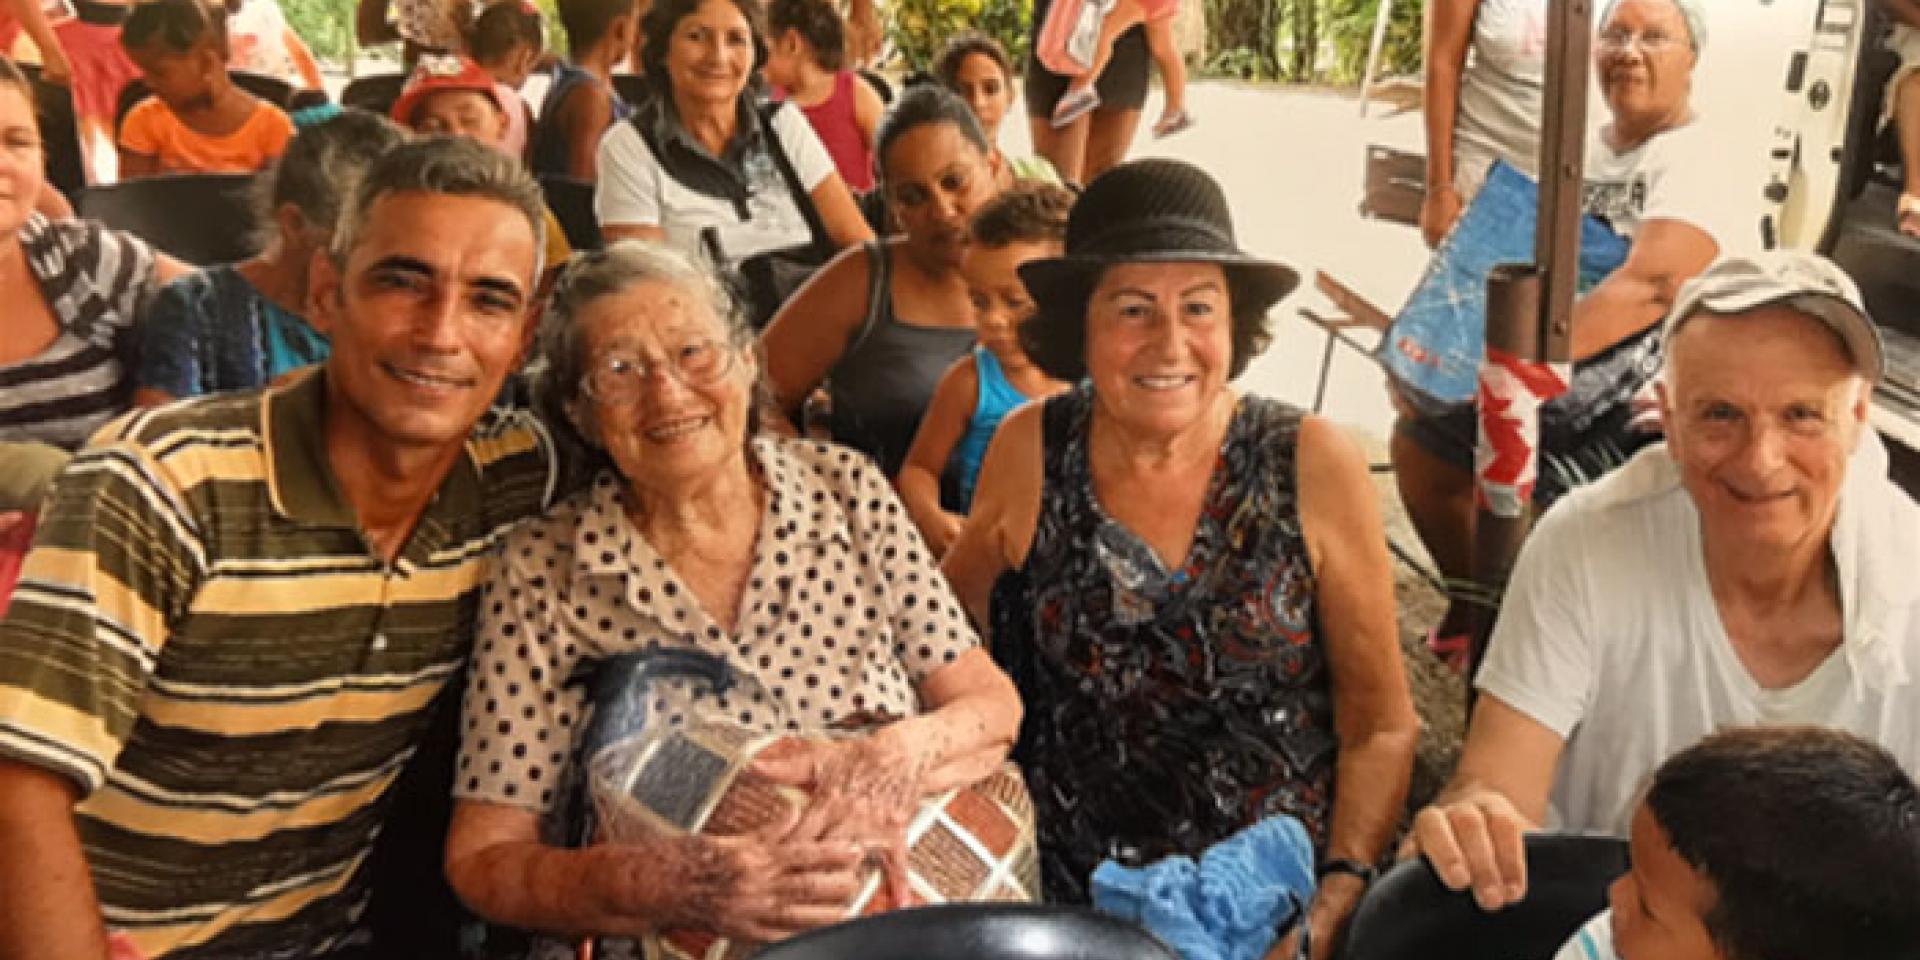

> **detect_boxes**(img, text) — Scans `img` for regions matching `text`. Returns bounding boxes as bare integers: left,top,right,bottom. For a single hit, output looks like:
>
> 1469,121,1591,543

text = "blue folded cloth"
1090,815,1318,960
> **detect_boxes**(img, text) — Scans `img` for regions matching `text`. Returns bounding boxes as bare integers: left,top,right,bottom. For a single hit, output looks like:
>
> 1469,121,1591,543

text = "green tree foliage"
888,0,1030,74
281,0,354,62
1202,0,1419,83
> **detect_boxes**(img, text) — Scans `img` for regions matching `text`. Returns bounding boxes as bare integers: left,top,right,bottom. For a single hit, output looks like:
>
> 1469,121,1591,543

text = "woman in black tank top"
761,85,1006,477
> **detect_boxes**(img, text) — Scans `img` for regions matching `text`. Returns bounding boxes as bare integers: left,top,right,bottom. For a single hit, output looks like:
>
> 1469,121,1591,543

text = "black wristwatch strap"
1317,856,1379,886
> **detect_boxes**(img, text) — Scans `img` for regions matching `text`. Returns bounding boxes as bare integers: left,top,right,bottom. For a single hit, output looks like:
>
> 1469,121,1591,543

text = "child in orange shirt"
117,0,294,178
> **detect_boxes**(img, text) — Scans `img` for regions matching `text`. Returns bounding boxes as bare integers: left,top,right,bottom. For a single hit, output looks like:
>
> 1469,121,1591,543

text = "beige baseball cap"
1663,251,1883,383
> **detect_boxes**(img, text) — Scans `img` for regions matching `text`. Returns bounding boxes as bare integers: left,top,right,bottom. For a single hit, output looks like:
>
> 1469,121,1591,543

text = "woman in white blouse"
595,0,871,263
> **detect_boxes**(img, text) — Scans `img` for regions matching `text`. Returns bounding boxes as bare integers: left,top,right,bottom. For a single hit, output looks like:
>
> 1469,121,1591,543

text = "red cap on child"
390,55,504,127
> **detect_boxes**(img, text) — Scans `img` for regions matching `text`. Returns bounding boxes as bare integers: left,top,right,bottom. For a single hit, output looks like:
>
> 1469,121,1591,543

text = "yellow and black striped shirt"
0,369,554,959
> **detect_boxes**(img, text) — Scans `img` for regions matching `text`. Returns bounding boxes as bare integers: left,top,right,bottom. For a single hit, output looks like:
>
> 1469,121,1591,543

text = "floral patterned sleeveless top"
990,384,1336,902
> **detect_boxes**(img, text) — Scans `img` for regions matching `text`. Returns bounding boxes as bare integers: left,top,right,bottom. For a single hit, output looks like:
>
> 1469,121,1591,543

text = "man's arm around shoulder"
0,758,108,960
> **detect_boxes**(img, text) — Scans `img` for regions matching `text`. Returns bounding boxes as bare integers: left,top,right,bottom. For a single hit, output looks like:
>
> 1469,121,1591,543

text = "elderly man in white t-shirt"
1405,250,1920,914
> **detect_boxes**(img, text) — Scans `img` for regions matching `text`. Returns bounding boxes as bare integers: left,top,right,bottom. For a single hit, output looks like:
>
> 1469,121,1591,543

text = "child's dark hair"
122,0,224,57
971,181,1072,247
470,0,545,63
934,31,1011,90
766,0,844,71
556,0,635,54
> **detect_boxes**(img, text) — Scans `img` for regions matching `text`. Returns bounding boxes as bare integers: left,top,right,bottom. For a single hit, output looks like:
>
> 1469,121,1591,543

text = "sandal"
1051,86,1101,129
1152,108,1195,138
1900,193,1920,239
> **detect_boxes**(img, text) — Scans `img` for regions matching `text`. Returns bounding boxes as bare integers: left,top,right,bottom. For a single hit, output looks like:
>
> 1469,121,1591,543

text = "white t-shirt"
226,0,299,84
1476,435,1920,837
1454,0,1549,196
594,101,835,263
1581,119,1758,255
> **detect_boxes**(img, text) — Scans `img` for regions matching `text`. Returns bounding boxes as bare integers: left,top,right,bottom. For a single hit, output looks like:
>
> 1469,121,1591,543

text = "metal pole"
1467,0,1591,677
1358,0,1393,117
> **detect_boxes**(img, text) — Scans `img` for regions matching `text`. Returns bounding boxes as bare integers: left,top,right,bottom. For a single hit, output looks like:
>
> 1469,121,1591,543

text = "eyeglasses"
580,339,735,405
1596,29,1687,55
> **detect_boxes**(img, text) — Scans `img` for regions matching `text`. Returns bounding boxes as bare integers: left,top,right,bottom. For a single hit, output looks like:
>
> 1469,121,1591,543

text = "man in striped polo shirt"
0,137,556,959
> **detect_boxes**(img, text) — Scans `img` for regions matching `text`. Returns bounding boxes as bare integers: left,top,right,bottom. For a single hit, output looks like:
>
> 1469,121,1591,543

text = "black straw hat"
1018,158,1300,328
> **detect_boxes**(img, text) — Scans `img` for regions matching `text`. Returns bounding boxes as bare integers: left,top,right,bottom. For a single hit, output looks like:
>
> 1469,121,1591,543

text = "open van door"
1792,0,1920,490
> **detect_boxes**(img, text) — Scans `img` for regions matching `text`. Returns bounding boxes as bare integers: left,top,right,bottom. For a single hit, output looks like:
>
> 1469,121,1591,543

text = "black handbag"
733,100,838,329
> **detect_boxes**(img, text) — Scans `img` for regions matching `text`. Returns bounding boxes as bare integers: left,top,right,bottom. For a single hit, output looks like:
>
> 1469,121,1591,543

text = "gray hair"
532,240,769,493
329,135,548,275
1599,0,1707,53
255,108,406,251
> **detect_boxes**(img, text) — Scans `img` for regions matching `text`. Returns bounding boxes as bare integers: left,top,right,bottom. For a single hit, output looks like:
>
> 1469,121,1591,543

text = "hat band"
1071,216,1238,259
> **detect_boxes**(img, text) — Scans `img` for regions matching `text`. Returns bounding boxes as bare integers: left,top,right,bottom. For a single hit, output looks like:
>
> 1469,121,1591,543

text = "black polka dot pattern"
454,438,982,814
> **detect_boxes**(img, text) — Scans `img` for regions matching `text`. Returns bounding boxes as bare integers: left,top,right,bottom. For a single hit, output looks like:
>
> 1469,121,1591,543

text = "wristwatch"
1316,856,1380,887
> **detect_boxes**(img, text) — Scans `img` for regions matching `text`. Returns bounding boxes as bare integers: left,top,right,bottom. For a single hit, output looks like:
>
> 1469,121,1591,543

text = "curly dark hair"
971,181,1072,248
640,0,769,97
1018,264,1275,383
766,0,844,71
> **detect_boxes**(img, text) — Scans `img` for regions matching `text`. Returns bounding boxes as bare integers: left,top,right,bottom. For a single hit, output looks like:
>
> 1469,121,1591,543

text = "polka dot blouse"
455,437,981,814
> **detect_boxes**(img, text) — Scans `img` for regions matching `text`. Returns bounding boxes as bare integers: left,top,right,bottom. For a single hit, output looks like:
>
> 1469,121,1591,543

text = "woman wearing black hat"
943,159,1418,958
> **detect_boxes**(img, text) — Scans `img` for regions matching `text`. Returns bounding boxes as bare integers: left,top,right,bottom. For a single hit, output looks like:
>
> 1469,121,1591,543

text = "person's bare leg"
1063,1,1140,98
1031,111,1089,184
1081,104,1141,181
1143,15,1189,134
1390,423,1479,644
1898,71,1920,236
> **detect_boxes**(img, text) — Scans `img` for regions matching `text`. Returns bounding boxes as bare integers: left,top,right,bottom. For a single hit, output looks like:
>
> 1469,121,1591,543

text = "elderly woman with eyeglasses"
442,240,1022,954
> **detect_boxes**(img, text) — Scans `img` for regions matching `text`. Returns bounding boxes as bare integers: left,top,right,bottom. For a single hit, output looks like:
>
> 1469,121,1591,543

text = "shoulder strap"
839,239,888,362
758,99,833,254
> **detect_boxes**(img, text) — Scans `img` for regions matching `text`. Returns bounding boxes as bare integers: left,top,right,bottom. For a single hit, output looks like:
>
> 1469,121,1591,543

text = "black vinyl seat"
341,72,408,118
538,173,601,251
754,904,1179,960
19,64,86,199
1339,834,1629,960
76,171,262,265
610,72,651,109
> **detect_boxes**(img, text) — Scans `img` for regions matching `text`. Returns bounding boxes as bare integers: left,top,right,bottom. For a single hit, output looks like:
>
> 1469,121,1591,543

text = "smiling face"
1659,305,1868,561
411,89,508,144
950,51,1011,142
1083,261,1234,436
664,0,756,110
1595,0,1696,136
573,279,756,493
0,83,44,235
884,123,1000,271
1608,805,1724,960
963,239,1055,371
309,190,539,452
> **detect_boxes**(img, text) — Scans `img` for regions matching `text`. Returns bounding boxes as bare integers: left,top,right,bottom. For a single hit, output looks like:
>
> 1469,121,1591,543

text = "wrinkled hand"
1419,183,1464,249
643,811,867,944
752,732,925,905
1403,790,1531,911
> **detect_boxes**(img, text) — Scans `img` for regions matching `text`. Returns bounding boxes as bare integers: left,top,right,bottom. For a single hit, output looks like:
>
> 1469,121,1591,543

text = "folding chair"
77,171,262,265
1340,834,1629,960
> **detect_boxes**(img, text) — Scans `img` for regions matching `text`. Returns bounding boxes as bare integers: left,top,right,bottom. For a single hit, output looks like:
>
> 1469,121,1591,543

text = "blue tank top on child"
951,345,1029,511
